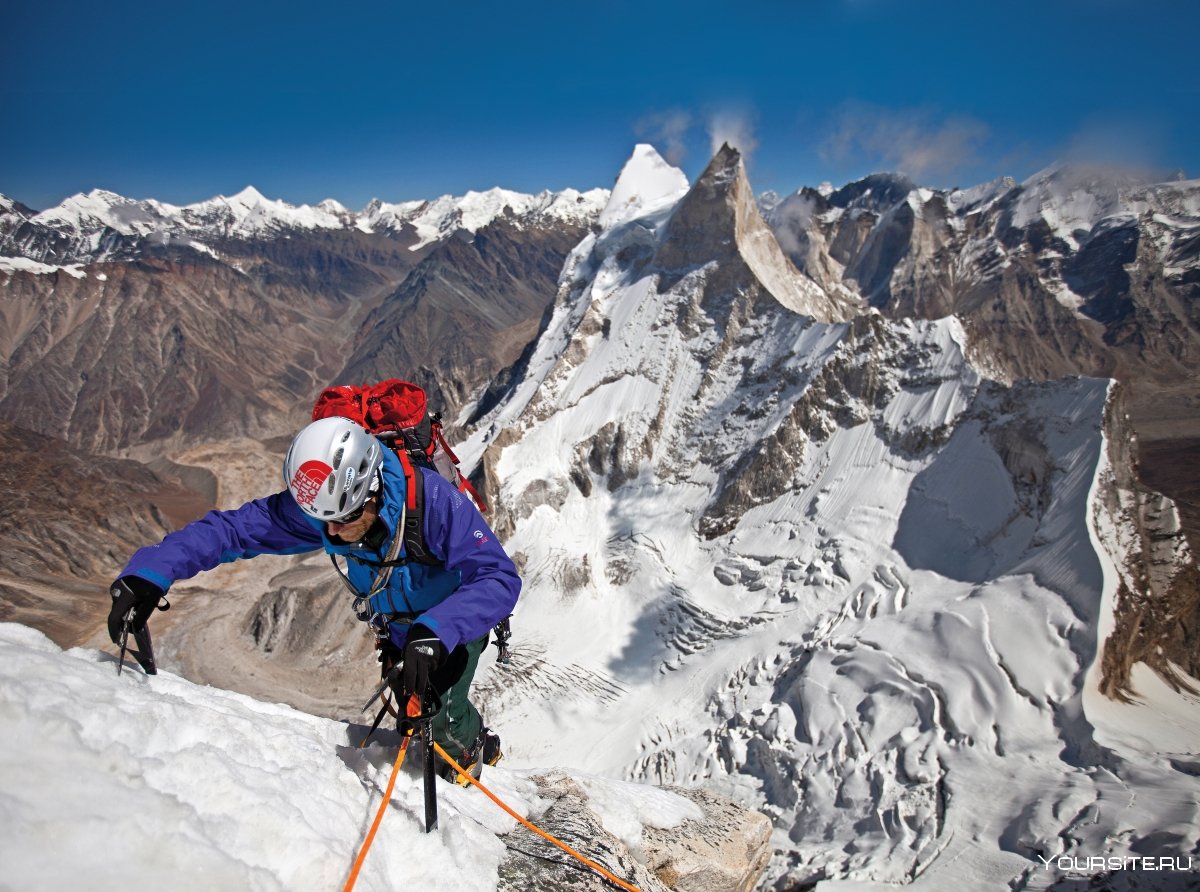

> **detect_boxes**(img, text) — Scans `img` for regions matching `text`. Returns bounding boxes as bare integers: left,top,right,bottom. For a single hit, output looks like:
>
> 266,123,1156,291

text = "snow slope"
462,146,1200,889
0,623,704,892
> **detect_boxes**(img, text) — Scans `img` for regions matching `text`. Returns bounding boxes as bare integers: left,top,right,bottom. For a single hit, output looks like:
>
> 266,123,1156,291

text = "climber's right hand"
107,577,164,644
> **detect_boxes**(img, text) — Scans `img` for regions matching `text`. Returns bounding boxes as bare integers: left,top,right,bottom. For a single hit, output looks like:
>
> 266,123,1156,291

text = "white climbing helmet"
284,416,383,522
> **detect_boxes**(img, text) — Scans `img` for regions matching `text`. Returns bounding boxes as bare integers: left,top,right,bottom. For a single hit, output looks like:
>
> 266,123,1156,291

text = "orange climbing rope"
343,692,426,892
341,709,643,892
341,736,410,892
432,742,643,892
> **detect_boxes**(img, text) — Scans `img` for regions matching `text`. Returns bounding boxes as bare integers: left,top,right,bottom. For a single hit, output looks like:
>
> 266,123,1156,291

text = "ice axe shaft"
116,616,159,676
132,624,158,675
422,718,438,832
116,616,131,676
398,691,441,834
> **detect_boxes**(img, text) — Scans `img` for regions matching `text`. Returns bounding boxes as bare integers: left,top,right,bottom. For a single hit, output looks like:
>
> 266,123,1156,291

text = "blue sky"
3,0,1197,210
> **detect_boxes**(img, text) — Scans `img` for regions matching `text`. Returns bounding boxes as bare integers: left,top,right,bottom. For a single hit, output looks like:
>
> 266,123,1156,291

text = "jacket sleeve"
415,471,521,652
120,490,324,593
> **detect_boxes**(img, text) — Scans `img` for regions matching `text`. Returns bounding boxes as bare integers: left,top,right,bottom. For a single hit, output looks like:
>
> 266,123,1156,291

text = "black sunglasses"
328,495,376,526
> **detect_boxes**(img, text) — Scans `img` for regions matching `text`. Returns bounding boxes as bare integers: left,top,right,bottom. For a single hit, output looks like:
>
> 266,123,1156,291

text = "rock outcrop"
656,144,858,324
497,772,770,892
1094,389,1200,697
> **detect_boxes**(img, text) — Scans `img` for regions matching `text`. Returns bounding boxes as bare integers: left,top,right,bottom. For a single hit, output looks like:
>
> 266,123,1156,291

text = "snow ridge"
3,184,610,268
367,186,609,249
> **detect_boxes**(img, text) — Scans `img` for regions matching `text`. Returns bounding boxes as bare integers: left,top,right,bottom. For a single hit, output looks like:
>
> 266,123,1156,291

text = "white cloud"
1061,112,1172,172
707,108,758,162
634,106,761,169
769,193,820,258
635,109,694,166
821,103,989,180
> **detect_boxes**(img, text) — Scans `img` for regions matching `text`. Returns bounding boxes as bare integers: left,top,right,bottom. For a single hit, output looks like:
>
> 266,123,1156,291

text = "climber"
107,415,520,782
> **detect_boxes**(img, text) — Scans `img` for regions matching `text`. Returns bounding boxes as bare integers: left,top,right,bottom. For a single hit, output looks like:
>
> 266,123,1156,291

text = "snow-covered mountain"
0,183,609,266
763,163,1200,403
0,182,607,454
363,187,609,250
457,145,1200,888
762,162,1200,630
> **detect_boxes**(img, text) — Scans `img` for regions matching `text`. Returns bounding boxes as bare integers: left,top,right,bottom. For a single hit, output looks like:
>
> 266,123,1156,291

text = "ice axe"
115,593,169,676
397,689,443,833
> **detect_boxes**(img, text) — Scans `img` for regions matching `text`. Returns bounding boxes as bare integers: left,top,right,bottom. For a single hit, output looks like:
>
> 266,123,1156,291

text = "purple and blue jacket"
120,448,520,652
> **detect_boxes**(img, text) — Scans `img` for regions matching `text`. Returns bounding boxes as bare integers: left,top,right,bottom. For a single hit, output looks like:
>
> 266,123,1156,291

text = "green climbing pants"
428,632,489,763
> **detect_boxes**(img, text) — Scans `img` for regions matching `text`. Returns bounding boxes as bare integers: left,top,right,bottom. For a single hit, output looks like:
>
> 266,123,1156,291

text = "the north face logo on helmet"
292,460,333,507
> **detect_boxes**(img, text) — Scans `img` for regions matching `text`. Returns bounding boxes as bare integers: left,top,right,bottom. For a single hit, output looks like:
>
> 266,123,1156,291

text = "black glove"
107,577,164,644
400,625,445,701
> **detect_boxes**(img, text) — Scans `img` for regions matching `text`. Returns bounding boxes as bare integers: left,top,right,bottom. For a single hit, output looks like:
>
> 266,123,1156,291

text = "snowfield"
0,623,704,892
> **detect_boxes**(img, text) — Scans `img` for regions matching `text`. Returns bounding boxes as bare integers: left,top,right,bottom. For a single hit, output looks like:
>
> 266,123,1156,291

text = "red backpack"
311,378,488,514
312,379,513,672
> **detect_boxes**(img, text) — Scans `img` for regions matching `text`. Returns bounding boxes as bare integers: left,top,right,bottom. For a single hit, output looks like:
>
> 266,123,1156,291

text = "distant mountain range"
4,161,1195,451
764,165,1200,406
0,184,607,262
0,183,607,452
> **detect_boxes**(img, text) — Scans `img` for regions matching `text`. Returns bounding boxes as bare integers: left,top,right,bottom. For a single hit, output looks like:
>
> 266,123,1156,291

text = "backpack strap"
338,438,516,661
430,422,489,513
395,450,440,567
